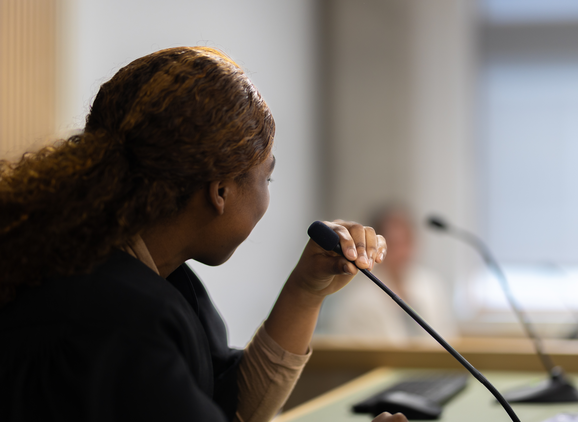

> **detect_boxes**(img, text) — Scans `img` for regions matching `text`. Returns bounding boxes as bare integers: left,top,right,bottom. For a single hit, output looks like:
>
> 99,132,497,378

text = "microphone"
307,221,522,422
427,215,578,403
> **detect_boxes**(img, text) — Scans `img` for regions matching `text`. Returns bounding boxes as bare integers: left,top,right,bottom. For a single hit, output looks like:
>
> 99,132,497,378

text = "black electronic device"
427,215,578,404
352,373,468,420
307,221,521,422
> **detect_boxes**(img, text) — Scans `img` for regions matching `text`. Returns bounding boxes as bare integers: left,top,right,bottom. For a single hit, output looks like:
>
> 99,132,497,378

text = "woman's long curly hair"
0,46,275,306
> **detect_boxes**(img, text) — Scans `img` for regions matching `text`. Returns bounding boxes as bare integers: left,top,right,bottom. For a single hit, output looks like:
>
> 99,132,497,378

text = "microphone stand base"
503,367,578,403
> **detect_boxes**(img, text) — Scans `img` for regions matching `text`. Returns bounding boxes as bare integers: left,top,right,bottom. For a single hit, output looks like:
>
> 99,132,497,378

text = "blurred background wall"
317,0,478,333
3,0,578,346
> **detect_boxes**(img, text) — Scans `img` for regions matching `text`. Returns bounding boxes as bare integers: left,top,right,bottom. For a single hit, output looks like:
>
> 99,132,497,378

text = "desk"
284,337,578,410
277,368,578,422
308,336,578,372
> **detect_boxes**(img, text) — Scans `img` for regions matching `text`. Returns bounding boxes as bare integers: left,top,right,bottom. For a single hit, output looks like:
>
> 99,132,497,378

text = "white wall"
320,0,479,307
60,0,320,347
406,0,480,291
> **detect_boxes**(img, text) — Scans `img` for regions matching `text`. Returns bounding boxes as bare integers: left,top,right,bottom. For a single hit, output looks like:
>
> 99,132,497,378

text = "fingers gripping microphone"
427,215,578,403
307,221,521,422
307,221,343,253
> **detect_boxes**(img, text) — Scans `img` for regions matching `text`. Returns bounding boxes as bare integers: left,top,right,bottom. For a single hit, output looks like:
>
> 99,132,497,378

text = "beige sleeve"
234,324,311,422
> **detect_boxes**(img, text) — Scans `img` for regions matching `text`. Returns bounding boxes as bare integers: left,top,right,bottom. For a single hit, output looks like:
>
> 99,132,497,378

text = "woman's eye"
267,177,274,183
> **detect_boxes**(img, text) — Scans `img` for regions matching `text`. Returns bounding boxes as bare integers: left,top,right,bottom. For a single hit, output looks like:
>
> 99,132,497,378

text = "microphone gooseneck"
426,216,555,373
427,215,578,403
307,220,521,422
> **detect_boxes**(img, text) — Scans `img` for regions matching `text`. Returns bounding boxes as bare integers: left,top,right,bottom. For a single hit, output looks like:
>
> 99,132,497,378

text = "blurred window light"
462,264,578,338
470,0,578,336
482,0,578,24
482,60,578,264
472,265,578,312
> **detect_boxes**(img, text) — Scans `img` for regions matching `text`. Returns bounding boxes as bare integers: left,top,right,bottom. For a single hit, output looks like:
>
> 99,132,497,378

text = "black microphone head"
307,221,340,251
427,216,449,231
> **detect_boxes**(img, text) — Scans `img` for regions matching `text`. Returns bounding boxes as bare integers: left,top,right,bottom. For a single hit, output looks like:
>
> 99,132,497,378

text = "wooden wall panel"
0,0,57,160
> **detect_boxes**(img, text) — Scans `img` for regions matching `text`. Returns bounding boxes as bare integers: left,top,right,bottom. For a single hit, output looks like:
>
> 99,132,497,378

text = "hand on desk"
372,412,408,422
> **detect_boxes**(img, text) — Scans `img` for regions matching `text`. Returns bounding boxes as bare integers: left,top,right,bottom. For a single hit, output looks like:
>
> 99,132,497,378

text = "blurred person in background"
321,205,458,343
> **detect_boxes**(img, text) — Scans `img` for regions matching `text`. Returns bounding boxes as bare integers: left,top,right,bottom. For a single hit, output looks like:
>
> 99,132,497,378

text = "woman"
0,47,404,422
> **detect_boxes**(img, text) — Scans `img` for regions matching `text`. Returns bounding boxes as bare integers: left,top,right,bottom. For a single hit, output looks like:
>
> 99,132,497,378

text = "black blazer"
0,250,242,421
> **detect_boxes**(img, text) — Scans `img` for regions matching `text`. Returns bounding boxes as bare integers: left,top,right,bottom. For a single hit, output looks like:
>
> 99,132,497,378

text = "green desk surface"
275,368,578,422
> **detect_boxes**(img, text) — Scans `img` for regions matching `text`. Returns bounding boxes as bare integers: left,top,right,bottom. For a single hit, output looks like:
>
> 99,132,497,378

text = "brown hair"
0,46,275,305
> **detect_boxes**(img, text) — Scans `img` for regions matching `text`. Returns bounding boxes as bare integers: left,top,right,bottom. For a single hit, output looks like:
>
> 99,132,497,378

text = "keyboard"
352,373,469,420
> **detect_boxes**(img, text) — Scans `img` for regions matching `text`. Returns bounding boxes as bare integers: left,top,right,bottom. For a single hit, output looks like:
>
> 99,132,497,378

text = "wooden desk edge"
305,338,578,372
274,367,391,422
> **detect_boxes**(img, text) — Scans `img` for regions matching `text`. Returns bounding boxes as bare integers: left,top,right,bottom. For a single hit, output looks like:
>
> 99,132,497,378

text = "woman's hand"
291,219,387,297
372,412,408,422
264,219,386,355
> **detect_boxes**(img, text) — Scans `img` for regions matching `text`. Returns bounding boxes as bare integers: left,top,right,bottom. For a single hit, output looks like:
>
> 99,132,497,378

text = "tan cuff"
255,324,312,368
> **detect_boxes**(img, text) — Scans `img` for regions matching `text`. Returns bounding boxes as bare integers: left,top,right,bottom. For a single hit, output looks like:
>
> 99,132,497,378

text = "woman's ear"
207,180,228,215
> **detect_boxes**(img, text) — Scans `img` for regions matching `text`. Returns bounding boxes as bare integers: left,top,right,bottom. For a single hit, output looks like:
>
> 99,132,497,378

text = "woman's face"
231,152,275,241
204,152,275,265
